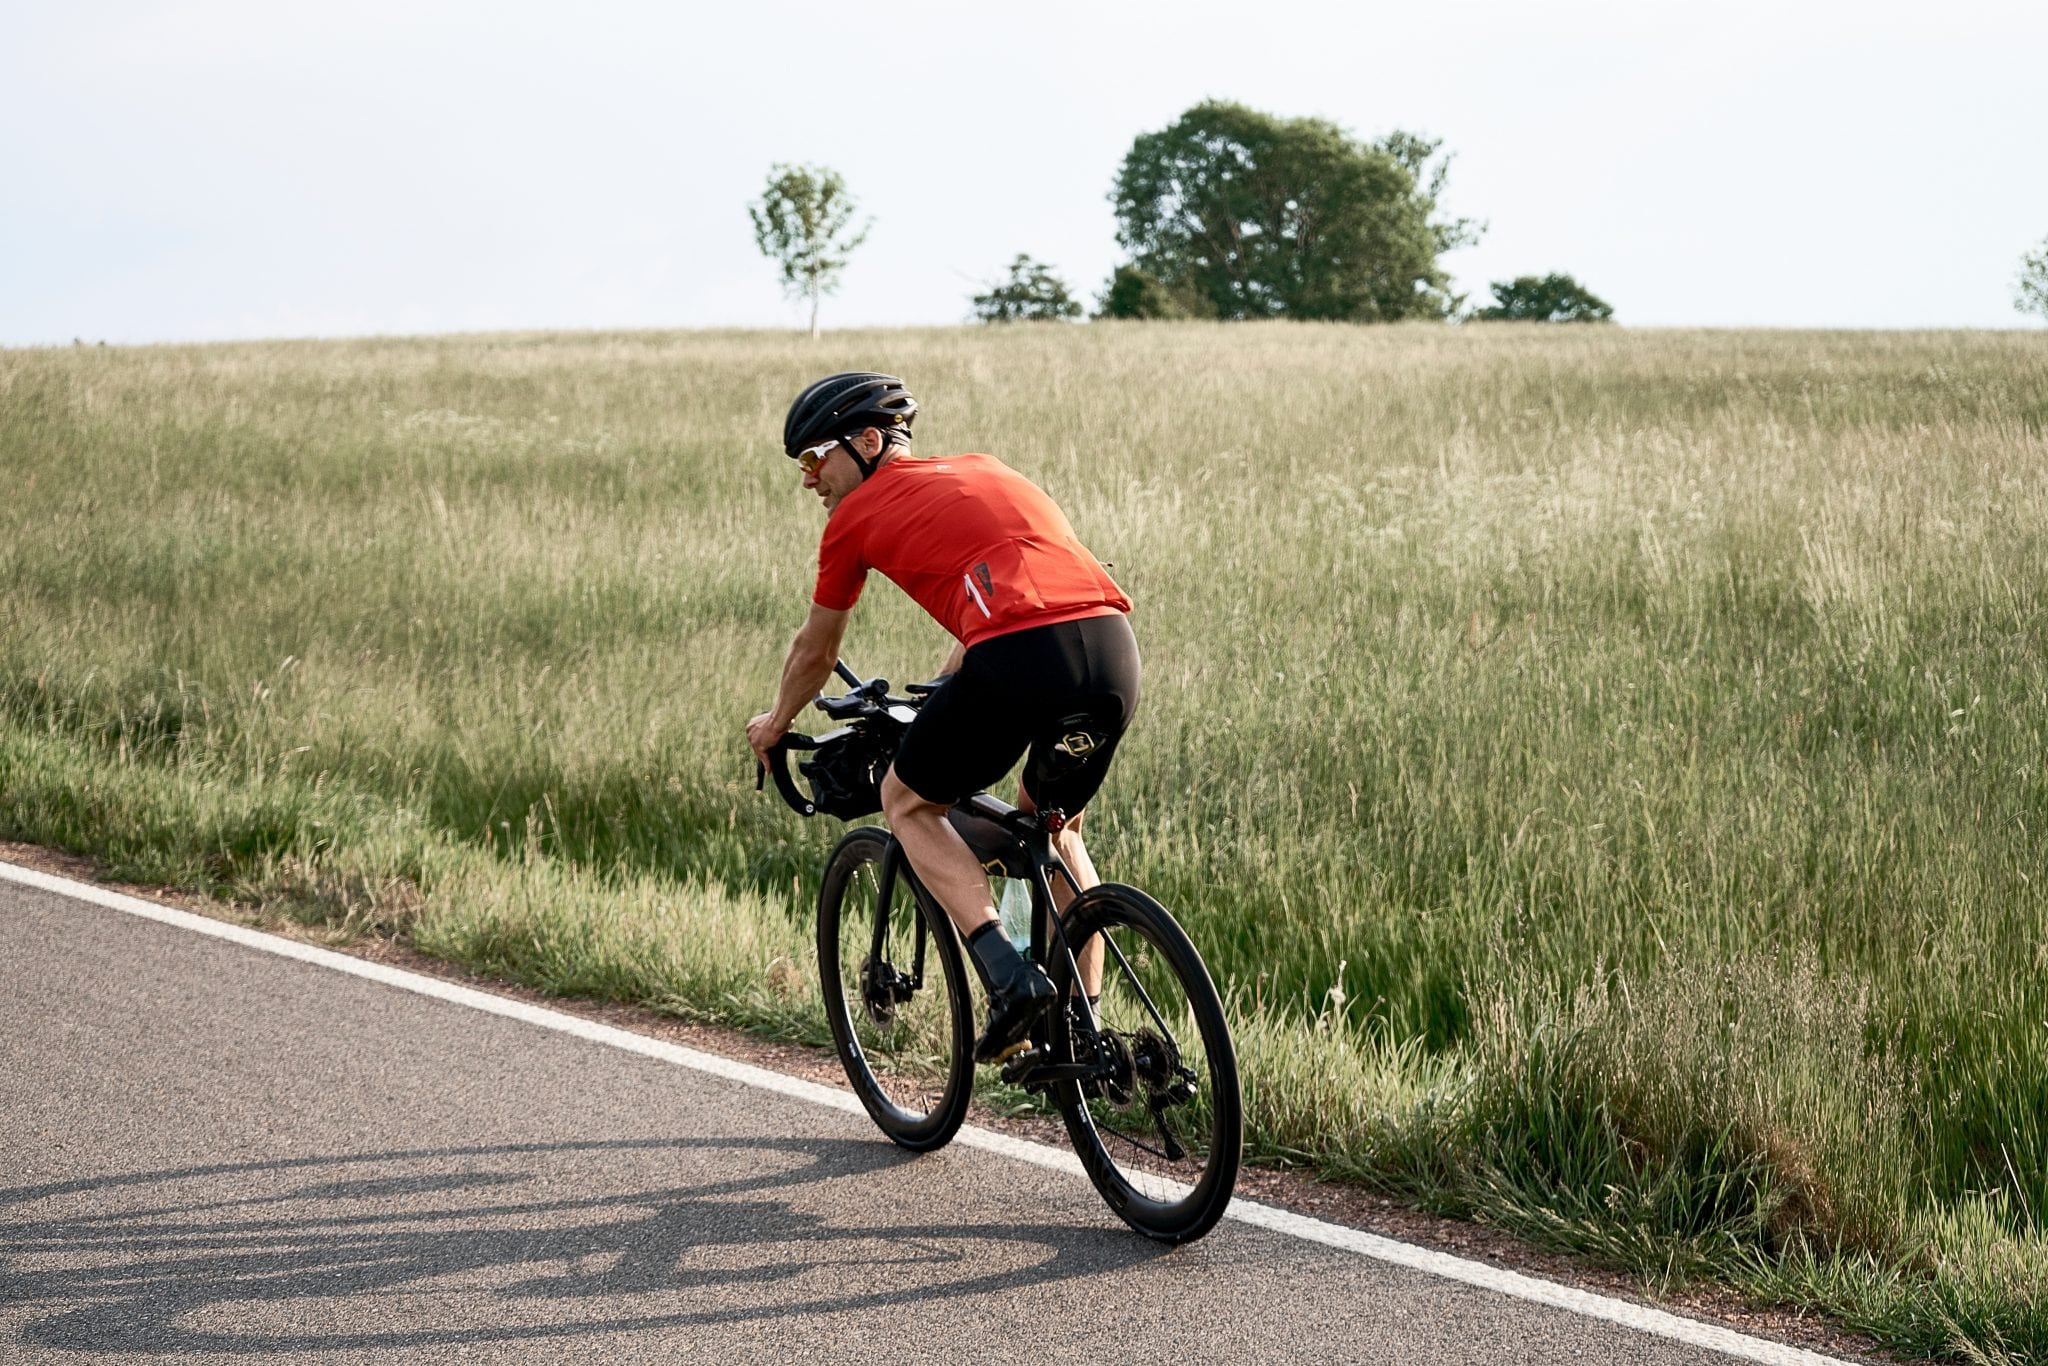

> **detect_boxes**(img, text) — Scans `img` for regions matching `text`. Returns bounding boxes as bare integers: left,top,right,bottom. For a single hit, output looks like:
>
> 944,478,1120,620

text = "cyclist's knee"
881,766,943,824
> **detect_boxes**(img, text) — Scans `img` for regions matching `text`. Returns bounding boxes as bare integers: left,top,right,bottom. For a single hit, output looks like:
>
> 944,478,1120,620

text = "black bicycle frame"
949,793,1091,1016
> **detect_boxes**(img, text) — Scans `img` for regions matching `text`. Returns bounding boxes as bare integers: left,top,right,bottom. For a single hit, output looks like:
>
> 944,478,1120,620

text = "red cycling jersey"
812,453,1131,648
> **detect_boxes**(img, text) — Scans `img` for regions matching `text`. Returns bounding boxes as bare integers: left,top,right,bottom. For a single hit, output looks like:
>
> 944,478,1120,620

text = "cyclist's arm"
753,603,850,746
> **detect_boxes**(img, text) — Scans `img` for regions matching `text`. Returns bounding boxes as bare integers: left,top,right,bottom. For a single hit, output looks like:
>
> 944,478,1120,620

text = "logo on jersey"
962,565,993,619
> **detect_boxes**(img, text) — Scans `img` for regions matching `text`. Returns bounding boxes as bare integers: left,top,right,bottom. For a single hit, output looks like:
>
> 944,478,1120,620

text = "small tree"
1095,265,1186,320
1474,273,1614,323
748,163,870,337
971,255,1082,323
2017,237,2048,320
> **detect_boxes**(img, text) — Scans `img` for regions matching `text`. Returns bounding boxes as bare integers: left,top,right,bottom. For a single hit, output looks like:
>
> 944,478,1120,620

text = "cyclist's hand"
746,712,788,767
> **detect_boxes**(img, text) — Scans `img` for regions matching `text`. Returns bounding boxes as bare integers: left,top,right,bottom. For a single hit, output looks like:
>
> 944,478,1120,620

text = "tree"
2017,237,2048,321
971,254,1083,323
748,163,870,338
1108,100,1479,322
1473,273,1614,323
1095,265,1187,320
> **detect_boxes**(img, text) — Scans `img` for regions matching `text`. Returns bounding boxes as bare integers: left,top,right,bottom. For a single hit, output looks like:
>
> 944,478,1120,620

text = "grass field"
5,323,2046,1360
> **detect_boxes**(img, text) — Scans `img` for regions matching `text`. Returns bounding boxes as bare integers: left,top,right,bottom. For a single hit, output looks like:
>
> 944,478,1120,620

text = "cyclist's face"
804,430,877,512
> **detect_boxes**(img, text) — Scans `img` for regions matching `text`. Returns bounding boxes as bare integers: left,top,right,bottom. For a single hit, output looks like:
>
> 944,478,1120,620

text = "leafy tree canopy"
1474,273,1614,323
1096,265,1188,320
2017,237,2048,321
971,254,1083,323
748,163,869,337
1109,100,1479,322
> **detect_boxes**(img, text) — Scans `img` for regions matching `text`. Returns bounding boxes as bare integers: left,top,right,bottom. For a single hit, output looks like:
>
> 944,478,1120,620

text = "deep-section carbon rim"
816,827,974,1151
1050,883,1242,1243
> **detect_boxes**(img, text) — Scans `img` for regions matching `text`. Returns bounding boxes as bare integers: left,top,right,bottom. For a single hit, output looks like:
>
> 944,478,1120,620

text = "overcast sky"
6,0,2046,346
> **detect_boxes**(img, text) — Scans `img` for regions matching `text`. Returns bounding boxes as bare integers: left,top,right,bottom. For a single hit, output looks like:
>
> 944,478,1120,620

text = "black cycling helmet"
783,372,917,477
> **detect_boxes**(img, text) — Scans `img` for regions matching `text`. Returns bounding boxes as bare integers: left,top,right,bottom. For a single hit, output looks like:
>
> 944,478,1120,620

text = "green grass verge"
5,323,2047,1360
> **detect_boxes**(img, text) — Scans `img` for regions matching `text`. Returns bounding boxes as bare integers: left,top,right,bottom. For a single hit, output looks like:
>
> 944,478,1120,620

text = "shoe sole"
975,994,1055,1064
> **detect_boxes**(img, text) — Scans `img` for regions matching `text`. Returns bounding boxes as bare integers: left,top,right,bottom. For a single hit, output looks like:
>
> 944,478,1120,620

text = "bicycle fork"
858,843,928,1027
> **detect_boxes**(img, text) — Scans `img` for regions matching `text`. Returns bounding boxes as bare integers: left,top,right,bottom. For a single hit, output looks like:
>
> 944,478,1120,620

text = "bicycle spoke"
1093,1115,1182,1167
840,858,953,1107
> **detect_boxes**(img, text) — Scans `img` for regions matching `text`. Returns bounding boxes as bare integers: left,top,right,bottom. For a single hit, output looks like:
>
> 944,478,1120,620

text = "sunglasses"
795,439,841,475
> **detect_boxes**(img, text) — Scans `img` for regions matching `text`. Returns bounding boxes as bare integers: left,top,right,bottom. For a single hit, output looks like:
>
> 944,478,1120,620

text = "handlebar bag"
799,730,894,819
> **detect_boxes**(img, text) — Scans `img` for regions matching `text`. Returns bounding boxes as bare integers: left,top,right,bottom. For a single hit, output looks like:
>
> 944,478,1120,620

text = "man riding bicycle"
746,372,1140,1064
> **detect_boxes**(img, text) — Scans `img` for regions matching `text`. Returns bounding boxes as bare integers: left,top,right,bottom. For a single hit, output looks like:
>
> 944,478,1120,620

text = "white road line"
1,858,1850,1366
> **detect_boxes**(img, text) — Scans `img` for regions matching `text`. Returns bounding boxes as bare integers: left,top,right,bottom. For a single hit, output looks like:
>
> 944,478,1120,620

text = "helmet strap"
840,433,882,480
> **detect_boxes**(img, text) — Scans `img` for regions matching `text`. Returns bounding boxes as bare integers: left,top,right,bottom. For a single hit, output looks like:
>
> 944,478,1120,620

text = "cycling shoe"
975,963,1056,1063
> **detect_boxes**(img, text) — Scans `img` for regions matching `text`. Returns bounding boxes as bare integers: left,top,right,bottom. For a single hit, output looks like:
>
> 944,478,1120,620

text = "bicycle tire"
816,826,974,1151
1048,882,1242,1243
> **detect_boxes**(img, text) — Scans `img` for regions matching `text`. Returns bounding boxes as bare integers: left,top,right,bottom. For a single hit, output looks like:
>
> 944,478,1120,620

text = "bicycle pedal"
996,1045,1044,1082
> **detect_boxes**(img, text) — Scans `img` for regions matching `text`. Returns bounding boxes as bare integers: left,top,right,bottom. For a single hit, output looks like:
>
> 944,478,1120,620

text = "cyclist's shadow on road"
0,1134,1176,1355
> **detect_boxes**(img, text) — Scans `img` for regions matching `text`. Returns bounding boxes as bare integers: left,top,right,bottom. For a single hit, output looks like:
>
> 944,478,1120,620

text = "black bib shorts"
891,613,1140,816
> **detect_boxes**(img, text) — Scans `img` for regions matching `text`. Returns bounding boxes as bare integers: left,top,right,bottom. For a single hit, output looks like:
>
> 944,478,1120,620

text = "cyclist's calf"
879,767,1000,939
1026,801,1096,912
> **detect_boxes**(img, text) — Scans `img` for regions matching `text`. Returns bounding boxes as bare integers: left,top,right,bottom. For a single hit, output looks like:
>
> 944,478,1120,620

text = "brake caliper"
859,957,915,1028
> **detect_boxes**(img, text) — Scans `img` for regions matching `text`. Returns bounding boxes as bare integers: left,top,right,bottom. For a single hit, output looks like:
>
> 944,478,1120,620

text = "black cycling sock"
966,920,1026,995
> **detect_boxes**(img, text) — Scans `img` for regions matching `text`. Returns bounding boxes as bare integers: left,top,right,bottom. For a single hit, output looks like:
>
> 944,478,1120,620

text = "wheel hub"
1131,1028,1196,1107
859,956,914,1028
1093,1027,1136,1106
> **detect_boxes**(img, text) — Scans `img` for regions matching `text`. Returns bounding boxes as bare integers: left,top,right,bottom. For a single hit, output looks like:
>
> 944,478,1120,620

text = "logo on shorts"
1055,731,1101,758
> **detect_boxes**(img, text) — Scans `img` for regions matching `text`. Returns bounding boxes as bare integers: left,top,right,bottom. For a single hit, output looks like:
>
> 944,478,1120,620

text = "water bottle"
997,877,1033,955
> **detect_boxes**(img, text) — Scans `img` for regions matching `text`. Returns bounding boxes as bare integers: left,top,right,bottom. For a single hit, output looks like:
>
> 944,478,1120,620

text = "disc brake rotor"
859,956,906,1028
1095,1027,1135,1106
1130,1028,1196,1107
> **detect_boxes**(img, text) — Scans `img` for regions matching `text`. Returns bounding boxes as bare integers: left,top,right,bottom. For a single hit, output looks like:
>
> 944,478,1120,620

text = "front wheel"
1049,883,1242,1243
816,827,975,1151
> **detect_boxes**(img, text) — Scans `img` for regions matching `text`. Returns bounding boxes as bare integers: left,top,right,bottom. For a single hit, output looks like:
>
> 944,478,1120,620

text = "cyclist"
747,371,1139,1063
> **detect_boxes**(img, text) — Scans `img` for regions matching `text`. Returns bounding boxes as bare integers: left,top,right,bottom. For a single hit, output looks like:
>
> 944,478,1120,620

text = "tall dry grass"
5,322,2046,1357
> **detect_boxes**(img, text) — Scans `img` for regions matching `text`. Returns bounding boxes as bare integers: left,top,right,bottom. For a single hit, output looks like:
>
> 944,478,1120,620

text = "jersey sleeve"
812,510,868,611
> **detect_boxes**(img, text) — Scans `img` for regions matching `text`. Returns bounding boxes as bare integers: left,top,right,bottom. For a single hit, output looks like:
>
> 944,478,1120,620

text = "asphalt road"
1,875,1821,1364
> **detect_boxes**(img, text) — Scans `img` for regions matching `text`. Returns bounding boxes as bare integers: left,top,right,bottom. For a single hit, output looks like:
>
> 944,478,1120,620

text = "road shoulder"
0,838,1889,1364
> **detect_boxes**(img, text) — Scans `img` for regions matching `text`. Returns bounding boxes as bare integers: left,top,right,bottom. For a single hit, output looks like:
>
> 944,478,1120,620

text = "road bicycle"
758,660,1242,1243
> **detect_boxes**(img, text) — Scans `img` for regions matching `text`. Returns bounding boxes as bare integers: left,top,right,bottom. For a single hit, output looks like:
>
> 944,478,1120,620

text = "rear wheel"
816,827,974,1151
1049,883,1241,1243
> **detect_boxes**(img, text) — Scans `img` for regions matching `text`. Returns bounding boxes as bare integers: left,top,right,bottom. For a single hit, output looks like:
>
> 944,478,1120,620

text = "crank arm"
999,1051,1119,1090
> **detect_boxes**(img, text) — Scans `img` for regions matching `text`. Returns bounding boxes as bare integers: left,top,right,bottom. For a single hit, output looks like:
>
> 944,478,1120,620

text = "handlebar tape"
756,734,819,817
